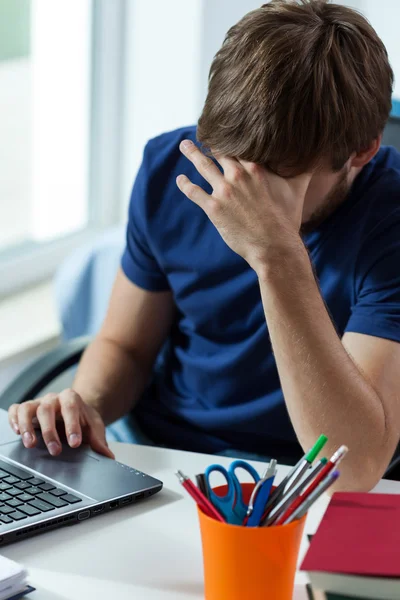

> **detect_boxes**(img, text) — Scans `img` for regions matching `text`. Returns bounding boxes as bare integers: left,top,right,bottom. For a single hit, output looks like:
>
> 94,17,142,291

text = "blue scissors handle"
229,460,260,521
204,464,240,524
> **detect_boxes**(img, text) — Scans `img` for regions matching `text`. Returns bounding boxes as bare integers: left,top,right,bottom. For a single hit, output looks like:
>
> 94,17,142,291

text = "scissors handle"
204,464,240,524
229,460,261,521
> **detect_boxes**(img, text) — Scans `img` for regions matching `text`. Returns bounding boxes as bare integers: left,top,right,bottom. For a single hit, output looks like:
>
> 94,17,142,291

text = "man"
9,0,400,491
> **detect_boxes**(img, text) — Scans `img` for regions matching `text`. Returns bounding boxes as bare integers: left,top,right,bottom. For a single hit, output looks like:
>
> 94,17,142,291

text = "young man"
9,0,400,491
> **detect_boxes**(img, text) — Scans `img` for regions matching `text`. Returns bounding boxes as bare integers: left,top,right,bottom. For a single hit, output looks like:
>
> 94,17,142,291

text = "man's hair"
197,0,393,174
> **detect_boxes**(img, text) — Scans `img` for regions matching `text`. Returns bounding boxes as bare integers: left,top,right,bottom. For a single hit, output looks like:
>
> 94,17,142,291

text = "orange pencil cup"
197,483,306,600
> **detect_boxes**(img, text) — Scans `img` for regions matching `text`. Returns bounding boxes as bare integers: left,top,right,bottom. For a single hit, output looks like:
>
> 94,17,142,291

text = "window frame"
0,0,127,299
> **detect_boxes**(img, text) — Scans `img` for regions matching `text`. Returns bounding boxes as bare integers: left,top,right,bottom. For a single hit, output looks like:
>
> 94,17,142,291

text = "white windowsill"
0,282,61,364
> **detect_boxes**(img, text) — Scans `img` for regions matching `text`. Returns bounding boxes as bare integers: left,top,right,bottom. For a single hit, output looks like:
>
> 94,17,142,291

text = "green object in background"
0,0,30,62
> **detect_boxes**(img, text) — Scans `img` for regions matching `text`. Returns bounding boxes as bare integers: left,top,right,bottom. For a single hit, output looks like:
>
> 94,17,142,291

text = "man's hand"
176,139,312,273
8,389,115,459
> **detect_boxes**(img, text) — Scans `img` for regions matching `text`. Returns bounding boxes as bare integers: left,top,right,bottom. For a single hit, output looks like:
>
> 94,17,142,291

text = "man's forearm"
73,337,151,426
257,240,389,491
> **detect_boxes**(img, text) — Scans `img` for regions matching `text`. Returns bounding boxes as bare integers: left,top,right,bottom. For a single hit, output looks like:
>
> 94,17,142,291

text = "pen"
176,470,225,523
259,434,328,517
247,460,277,517
262,457,328,526
245,460,277,527
283,434,328,494
281,470,340,525
274,445,348,526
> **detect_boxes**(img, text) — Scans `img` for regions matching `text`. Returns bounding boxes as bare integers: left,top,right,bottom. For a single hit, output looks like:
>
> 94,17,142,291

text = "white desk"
1,444,399,600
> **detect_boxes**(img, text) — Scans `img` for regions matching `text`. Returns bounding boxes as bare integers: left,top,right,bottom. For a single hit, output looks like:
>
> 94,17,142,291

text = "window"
0,0,125,297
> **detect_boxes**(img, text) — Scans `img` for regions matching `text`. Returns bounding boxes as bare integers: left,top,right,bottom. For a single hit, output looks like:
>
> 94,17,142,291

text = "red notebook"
301,492,400,577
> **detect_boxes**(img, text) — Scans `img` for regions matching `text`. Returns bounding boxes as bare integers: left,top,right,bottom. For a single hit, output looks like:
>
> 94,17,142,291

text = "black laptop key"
62,494,82,504
17,493,34,503
7,488,24,497
39,483,55,492
0,483,11,491
19,504,41,517
27,477,44,486
3,476,19,485
0,460,32,480
25,487,42,496
0,505,14,515
15,481,30,490
0,493,11,502
0,470,9,479
8,511,27,521
51,488,67,497
5,498,23,508
0,515,13,524
37,493,68,508
28,499,54,512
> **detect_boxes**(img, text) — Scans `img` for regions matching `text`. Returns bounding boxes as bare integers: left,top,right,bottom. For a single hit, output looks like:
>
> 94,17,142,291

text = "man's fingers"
8,404,20,434
87,418,115,459
179,140,223,187
59,389,83,448
36,395,62,456
176,174,211,208
16,401,41,448
217,155,244,182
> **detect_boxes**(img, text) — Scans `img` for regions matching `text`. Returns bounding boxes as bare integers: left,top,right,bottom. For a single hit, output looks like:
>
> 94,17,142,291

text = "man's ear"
350,136,381,168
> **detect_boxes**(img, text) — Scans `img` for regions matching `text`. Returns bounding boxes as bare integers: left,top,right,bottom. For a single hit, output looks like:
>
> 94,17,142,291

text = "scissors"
204,460,260,525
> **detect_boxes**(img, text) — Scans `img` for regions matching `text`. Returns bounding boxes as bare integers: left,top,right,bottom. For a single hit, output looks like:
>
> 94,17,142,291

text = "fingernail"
180,140,193,150
12,421,20,434
22,432,33,446
47,442,60,456
69,433,80,447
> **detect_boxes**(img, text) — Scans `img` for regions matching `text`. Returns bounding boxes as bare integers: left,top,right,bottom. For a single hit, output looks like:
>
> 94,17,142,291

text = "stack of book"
301,492,400,600
0,554,34,600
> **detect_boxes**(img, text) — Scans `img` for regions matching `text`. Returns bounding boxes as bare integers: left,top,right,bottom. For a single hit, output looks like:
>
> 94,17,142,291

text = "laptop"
0,408,163,546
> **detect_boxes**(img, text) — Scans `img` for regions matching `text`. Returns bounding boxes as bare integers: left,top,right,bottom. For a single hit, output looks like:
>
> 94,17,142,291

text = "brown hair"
197,0,393,174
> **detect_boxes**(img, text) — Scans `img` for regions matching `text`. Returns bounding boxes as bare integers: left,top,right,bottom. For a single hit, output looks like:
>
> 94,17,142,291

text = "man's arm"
176,138,400,491
257,244,400,492
9,268,175,456
73,268,175,425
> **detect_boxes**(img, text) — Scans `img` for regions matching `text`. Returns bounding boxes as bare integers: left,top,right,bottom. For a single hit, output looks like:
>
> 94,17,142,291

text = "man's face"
300,164,352,234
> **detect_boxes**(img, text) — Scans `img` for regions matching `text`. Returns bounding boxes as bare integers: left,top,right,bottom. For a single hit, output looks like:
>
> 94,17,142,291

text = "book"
301,492,400,600
306,584,384,600
0,554,34,600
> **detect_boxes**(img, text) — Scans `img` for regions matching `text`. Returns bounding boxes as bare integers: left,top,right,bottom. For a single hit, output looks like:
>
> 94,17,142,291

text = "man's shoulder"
353,146,400,217
144,125,198,165
366,145,400,192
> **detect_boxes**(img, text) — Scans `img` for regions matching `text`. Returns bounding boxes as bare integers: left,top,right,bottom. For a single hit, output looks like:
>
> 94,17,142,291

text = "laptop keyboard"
0,459,82,525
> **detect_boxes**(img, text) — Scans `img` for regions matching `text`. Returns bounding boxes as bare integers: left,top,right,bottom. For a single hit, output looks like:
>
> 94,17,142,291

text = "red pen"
273,445,348,526
176,470,225,523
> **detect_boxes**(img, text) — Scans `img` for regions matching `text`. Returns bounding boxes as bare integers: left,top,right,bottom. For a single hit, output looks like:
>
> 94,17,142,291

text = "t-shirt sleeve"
121,143,170,292
345,217,400,343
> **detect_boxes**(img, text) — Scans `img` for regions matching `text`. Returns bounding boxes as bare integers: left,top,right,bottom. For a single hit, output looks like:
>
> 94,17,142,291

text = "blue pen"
246,460,277,527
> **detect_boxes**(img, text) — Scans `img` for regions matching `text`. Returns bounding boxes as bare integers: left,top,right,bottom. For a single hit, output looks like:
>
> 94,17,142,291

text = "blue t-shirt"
121,125,400,461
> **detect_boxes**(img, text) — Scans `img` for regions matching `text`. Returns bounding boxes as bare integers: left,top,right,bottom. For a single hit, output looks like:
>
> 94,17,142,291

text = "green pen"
260,434,328,517
283,435,328,494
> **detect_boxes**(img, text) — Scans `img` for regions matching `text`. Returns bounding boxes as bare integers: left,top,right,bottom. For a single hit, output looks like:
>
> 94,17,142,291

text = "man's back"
121,125,400,460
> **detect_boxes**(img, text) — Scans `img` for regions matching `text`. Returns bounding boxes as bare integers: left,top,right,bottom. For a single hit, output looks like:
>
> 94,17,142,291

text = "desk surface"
1,443,399,600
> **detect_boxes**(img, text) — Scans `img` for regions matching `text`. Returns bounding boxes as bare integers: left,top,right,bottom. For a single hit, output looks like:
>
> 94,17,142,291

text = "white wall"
121,0,203,212
362,0,400,97
120,0,262,214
